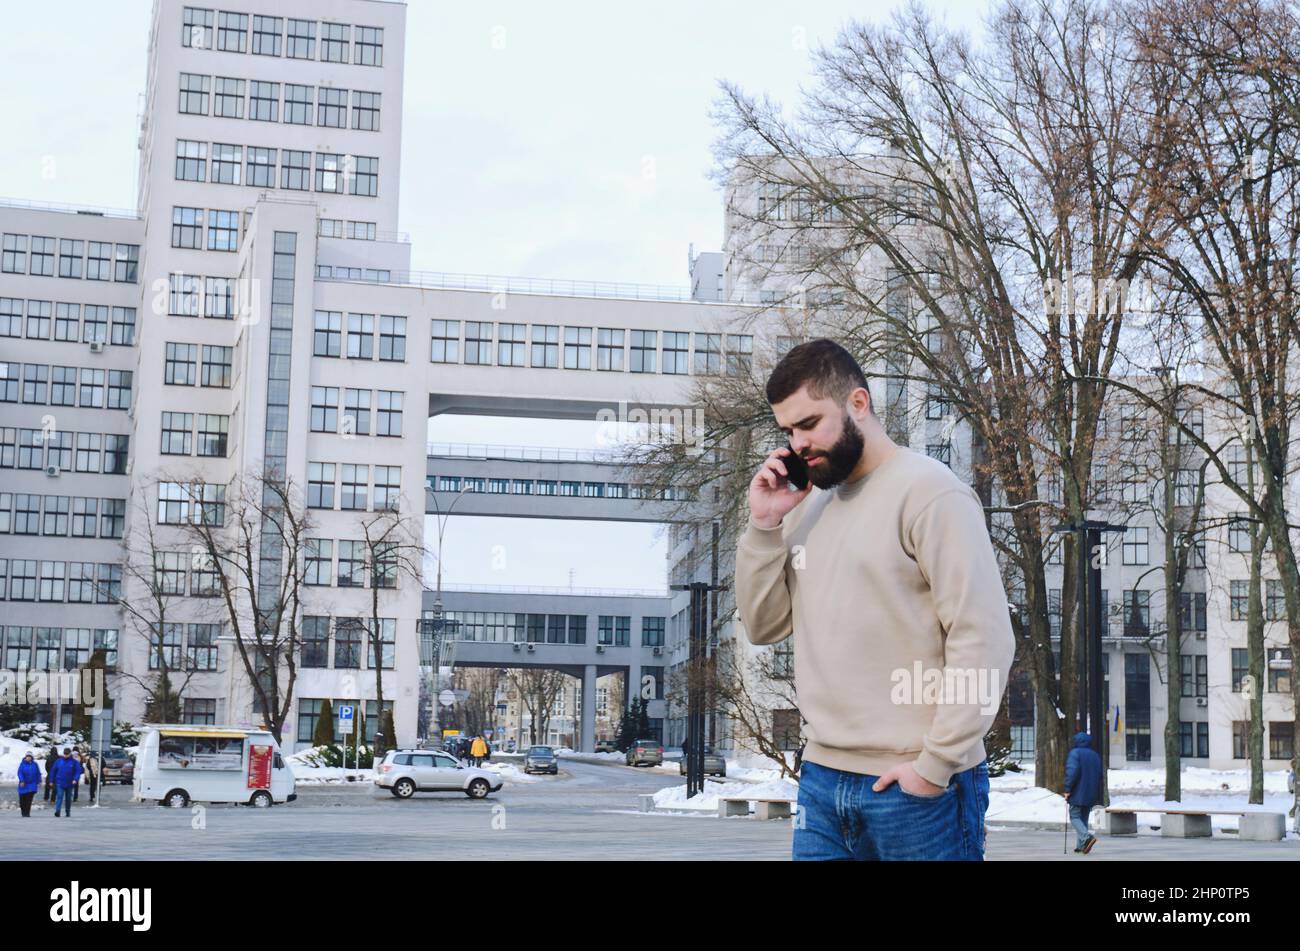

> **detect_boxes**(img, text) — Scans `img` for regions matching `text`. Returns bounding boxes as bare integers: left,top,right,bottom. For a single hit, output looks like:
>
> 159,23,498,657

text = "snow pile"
555,748,624,763
0,736,42,784
653,777,800,813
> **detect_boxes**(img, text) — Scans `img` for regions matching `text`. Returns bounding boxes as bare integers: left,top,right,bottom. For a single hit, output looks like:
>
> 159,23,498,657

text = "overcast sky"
0,0,987,591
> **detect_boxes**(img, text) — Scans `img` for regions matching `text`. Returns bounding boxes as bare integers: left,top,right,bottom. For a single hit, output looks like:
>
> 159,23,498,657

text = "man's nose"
789,434,812,455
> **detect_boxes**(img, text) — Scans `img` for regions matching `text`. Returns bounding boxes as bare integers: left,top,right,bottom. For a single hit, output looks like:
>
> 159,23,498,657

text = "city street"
5,757,1295,861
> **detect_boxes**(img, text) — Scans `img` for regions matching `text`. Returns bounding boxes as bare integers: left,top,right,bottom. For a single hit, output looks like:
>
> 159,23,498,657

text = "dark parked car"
523,745,558,775
678,746,726,778
99,747,135,784
625,739,664,767
594,739,618,754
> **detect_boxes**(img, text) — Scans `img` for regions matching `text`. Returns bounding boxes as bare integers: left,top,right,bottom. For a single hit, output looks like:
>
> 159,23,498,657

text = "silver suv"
376,749,503,799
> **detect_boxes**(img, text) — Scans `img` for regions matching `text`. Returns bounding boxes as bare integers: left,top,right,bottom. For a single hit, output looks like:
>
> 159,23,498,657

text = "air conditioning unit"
512,643,521,653
1195,697,1208,707
595,645,606,654
88,340,105,353
44,464,60,477
653,646,663,656
526,643,535,652
1195,630,1206,639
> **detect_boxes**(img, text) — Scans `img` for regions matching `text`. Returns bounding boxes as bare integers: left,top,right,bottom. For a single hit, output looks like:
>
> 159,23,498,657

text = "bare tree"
692,640,801,779
507,668,567,745
176,472,312,743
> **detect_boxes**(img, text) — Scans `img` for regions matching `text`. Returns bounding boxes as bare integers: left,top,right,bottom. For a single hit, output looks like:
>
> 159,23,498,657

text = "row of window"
0,298,136,345
0,494,127,539
296,699,394,745
1229,720,1294,760
1,235,139,283
0,365,132,409
312,312,406,360
181,10,384,66
300,616,395,669
0,430,129,475
170,207,241,252
164,273,237,319
318,219,378,241
426,475,695,502
1229,647,1293,693
160,412,231,458
175,142,380,201
304,539,398,589
157,482,226,526
178,77,381,129
0,626,118,669
309,387,403,436
420,611,667,647
145,623,221,671
151,551,221,599
163,342,234,388
0,561,122,604
428,321,756,374
306,463,400,512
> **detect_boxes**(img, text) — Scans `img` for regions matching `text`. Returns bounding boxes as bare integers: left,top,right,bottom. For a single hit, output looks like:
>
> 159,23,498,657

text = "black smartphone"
783,442,810,490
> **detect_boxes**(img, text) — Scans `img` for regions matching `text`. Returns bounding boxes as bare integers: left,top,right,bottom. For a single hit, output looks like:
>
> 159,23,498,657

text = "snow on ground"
653,777,800,814
478,761,542,784
283,748,542,786
554,748,624,764
0,736,41,783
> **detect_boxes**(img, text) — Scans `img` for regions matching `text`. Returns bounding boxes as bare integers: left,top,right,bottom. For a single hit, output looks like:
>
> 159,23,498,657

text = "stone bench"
1103,807,1286,841
718,796,794,820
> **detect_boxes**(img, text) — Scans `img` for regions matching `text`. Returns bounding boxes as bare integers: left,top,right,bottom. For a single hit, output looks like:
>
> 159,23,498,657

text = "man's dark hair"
765,337,871,410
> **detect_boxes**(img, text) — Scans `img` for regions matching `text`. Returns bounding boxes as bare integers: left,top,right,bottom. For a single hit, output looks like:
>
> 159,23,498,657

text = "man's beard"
805,414,865,490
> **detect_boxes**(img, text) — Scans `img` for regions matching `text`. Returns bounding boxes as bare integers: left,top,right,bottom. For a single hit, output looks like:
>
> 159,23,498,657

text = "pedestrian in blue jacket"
17,752,42,817
49,748,83,817
1064,731,1102,854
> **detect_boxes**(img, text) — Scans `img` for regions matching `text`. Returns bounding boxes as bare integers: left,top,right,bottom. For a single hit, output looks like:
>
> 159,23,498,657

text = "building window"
22,364,47,404
1265,579,1286,621
81,305,108,344
213,77,245,118
179,73,210,114
78,369,105,408
210,143,242,184
313,311,341,356
0,297,22,337
305,539,333,586
310,387,338,432
1268,647,1292,694
196,415,228,457
346,220,376,240
498,323,526,366
114,244,139,283
247,83,279,125
167,274,198,316
315,153,344,193
286,18,315,58
42,497,70,536
561,326,592,369
27,237,54,276
317,87,347,128
284,84,313,125
1229,580,1249,621
186,625,219,670
23,299,49,338
352,90,380,130
641,616,665,647
302,619,329,668
74,434,101,473
662,331,689,374
596,328,625,370
334,619,364,669
343,389,371,436
161,412,193,455
2,234,26,273
693,333,721,375
182,6,213,46
84,242,111,281
100,499,126,538
354,25,383,65
216,12,247,51
378,315,406,361
171,207,203,249
1177,591,1207,632
337,544,366,590
1269,721,1294,761
103,438,128,477
726,333,754,377
1231,648,1248,692
1122,526,1148,565
49,366,75,406
530,324,559,368
204,277,233,320
376,391,402,436
201,345,232,387
111,307,136,345
630,330,657,373
51,302,77,341
307,463,335,509
347,313,374,359
1124,653,1151,761
207,210,239,251
374,466,400,511
1122,589,1150,637
341,465,369,511
465,322,492,364
350,156,378,196
280,149,310,190
1179,654,1208,697
251,15,282,56
321,22,350,62
165,342,197,385
107,370,132,410
57,240,83,278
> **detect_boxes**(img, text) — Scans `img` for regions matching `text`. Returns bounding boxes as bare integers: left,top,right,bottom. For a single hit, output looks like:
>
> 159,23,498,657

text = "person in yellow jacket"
470,736,488,767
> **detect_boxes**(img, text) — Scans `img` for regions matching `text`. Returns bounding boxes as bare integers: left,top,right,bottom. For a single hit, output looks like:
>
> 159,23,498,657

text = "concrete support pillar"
580,664,596,752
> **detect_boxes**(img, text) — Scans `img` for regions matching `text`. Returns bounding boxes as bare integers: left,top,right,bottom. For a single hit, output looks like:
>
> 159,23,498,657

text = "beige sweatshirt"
734,446,1016,787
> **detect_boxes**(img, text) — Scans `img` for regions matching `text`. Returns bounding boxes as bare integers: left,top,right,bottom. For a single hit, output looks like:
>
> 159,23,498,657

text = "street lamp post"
672,580,725,798
424,482,474,742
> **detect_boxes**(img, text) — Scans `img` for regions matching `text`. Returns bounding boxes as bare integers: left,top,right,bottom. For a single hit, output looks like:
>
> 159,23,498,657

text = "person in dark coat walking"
17,752,42,817
50,748,83,817
82,749,98,804
1064,731,1103,853
43,748,58,802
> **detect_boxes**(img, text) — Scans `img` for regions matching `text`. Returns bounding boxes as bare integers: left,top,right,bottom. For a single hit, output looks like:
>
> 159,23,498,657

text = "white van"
134,725,297,808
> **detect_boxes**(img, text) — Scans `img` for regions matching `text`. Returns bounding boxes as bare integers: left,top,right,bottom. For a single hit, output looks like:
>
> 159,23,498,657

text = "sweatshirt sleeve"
907,487,1017,787
734,515,795,646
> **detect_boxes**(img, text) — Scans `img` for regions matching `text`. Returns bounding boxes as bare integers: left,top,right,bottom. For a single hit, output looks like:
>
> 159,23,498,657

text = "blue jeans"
1069,803,1093,848
793,759,990,860
54,785,73,815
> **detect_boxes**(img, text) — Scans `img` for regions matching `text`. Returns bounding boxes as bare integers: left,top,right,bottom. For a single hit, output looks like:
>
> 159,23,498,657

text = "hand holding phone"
748,444,813,529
